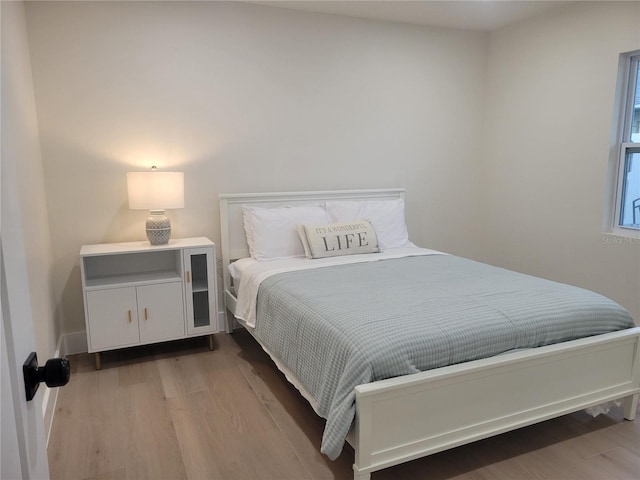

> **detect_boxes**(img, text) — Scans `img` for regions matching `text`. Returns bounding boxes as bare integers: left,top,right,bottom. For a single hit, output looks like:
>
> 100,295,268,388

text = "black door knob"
23,352,70,401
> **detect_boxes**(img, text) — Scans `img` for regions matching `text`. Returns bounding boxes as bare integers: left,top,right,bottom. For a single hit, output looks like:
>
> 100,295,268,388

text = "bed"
219,188,640,480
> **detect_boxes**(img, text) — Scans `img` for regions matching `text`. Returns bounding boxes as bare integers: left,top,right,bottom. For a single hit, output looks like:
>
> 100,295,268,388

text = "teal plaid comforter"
253,255,635,459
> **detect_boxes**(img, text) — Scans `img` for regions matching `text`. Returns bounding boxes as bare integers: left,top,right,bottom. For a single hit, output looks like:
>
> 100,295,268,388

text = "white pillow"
325,198,414,250
242,205,329,261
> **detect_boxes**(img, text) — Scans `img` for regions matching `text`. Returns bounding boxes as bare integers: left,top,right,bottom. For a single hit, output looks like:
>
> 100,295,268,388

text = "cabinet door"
86,287,139,351
137,282,185,343
184,246,216,335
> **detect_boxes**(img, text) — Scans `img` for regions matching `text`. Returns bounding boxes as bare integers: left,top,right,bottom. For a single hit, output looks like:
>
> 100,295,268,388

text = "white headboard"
218,188,406,301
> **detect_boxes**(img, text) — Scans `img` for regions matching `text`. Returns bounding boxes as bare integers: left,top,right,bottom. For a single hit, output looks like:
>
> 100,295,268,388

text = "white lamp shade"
127,172,184,210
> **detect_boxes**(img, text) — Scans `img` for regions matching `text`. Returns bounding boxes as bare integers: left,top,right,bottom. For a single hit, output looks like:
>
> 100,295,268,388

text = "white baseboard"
217,310,227,332
61,331,88,356
43,336,64,447
43,385,59,448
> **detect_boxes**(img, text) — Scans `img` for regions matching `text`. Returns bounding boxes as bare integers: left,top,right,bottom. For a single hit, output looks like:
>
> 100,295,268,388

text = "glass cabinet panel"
190,253,210,327
184,246,216,334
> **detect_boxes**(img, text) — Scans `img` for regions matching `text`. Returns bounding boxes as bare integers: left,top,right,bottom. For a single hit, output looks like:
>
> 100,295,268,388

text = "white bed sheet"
234,246,446,327
228,257,258,288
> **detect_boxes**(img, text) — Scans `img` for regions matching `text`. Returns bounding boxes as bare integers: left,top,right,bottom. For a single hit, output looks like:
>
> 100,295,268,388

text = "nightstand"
80,237,217,369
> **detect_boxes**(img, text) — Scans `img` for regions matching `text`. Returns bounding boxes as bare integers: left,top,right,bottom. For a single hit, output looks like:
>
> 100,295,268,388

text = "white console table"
80,237,217,369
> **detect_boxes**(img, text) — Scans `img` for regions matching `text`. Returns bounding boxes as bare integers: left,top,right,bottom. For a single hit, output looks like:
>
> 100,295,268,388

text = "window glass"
632,62,640,143
620,150,640,227
611,52,640,233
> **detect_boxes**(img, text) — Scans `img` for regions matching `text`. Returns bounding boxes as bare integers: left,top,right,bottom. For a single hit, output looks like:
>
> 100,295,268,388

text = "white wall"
24,1,488,335
481,1,640,320
24,1,640,339
1,2,58,362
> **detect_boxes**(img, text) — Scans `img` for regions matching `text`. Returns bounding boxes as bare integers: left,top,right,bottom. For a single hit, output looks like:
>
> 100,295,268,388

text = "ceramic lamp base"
146,210,171,245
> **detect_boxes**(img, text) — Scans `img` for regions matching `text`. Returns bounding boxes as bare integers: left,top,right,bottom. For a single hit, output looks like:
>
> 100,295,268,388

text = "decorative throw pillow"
297,220,380,259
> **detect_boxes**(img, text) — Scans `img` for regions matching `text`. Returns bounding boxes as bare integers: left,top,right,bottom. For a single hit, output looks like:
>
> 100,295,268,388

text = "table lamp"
127,167,184,245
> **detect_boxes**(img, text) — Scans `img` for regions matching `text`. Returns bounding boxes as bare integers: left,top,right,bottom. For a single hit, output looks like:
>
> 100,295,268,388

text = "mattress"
237,253,635,460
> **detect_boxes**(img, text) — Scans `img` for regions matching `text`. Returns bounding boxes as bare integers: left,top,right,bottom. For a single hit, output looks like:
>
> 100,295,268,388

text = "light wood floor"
48,330,640,480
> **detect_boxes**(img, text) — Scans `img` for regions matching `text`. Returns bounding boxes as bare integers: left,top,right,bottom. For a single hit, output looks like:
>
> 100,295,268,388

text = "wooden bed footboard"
351,327,640,480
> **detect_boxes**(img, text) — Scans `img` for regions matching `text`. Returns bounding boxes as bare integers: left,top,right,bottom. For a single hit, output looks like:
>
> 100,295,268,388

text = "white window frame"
608,50,640,238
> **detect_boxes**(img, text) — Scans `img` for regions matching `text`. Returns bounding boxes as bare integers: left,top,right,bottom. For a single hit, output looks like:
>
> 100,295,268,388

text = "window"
619,148,640,227
610,51,640,234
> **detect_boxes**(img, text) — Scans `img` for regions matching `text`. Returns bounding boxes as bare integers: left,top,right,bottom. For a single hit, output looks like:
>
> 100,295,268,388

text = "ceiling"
250,1,574,31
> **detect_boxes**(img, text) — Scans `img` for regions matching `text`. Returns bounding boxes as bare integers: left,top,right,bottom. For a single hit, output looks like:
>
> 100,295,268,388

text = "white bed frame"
219,188,640,480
